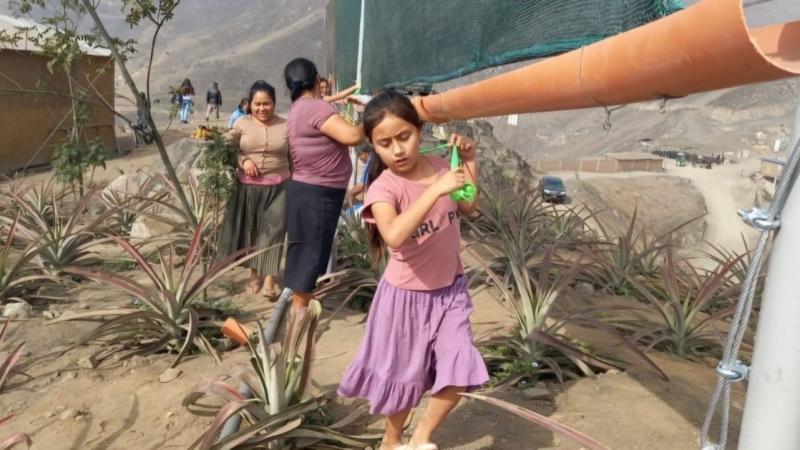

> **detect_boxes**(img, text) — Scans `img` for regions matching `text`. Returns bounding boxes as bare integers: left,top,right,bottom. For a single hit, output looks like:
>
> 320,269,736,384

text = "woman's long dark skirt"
283,179,346,293
215,180,287,277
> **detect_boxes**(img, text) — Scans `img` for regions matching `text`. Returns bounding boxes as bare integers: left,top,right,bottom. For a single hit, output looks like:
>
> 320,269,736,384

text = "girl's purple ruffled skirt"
337,275,489,415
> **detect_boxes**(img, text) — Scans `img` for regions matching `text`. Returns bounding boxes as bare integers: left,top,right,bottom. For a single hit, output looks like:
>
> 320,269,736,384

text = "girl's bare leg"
410,386,465,446
382,408,412,449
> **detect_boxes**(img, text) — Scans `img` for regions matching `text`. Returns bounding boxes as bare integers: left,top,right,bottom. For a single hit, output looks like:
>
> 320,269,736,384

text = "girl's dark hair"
283,57,319,102
362,91,424,263
246,80,276,114
180,79,194,95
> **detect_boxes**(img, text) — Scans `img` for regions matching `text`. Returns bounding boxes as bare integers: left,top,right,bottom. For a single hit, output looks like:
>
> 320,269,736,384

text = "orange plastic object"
413,0,800,123
221,318,253,346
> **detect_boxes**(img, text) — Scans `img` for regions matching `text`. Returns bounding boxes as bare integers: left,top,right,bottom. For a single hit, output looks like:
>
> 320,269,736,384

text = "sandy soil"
0,268,745,450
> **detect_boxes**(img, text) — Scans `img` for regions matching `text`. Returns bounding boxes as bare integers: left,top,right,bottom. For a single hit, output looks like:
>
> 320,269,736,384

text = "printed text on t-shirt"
411,209,459,240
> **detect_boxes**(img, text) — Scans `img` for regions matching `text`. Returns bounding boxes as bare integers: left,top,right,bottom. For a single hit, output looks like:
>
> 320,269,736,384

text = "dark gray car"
538,176,567,203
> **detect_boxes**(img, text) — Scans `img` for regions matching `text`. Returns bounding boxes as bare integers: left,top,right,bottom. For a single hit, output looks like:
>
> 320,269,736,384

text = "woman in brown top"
216,81,289,298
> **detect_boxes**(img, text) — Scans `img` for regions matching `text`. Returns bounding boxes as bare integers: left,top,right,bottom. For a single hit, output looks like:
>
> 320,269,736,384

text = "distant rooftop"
760,157,786,166
0,14,111,57
605,152,663,161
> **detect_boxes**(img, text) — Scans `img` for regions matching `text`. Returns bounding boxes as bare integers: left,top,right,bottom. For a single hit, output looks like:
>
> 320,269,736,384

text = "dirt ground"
0,130,752,449
0,268,745,450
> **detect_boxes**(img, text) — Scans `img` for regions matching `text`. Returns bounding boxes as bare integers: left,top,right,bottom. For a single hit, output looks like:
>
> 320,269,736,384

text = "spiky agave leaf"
0,212,58,303
0,321,25,392
461,393,610,450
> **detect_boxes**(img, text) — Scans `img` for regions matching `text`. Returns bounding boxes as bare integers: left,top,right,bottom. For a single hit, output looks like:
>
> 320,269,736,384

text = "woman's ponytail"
284,58,319,102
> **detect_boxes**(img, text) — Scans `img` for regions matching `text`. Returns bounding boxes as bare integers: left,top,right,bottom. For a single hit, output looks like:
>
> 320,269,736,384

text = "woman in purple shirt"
283,58,364,310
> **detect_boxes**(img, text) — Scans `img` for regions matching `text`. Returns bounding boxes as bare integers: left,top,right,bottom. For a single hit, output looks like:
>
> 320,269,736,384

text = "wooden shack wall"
0,50,116,173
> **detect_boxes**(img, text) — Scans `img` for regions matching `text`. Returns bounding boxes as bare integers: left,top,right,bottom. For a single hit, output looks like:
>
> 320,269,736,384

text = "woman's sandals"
245,278,262,295
261,284,280,302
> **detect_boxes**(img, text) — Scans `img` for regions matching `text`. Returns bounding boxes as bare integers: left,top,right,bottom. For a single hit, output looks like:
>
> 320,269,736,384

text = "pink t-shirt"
363,156,463,291
287,97,352,189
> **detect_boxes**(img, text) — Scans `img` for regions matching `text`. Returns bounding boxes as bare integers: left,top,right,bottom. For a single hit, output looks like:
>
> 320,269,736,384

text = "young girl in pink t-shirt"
338,92,489,450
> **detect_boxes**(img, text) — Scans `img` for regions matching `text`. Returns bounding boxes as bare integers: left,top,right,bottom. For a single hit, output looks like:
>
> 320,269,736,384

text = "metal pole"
355,0,365,86
739,84,800,449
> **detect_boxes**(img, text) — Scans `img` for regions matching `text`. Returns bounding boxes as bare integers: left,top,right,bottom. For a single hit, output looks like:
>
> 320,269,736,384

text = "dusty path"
550,157,761,255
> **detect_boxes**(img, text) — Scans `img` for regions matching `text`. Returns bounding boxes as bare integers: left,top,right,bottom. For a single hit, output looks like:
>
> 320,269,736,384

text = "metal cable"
700,136,800,449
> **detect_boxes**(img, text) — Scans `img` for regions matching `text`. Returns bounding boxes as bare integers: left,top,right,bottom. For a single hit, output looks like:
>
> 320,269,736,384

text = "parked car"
538,176,567,203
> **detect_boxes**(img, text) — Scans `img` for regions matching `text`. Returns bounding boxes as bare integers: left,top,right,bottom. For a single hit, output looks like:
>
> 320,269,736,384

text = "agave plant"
619,249,744,358
8,178,62,228
472,245,663,383
163,173,220,230
704,240,763,313
184,302,379,449
54,222,263,367
100,174,166,235
467,182,665,382
0,320,25,393
545,203,594,243
1,187,111,274
578,209,695,296
0,213,54,304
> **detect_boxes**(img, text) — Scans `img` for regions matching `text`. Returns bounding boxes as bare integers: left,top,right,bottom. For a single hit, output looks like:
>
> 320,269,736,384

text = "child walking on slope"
338,91,489,450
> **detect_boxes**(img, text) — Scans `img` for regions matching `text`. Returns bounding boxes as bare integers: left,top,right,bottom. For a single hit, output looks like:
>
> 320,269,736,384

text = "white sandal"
412,444,439,450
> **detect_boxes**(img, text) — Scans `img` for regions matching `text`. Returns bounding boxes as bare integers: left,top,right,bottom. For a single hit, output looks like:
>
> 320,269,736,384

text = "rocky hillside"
2,0,326,111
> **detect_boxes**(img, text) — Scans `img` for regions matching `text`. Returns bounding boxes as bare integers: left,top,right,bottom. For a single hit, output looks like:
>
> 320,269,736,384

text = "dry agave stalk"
0,320,25,393
618,249,744,358
53,222,263,368
184,301,379,449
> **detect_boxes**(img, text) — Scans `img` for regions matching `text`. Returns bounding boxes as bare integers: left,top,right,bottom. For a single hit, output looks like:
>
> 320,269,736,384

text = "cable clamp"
716,360,749,383
738,207,780,231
